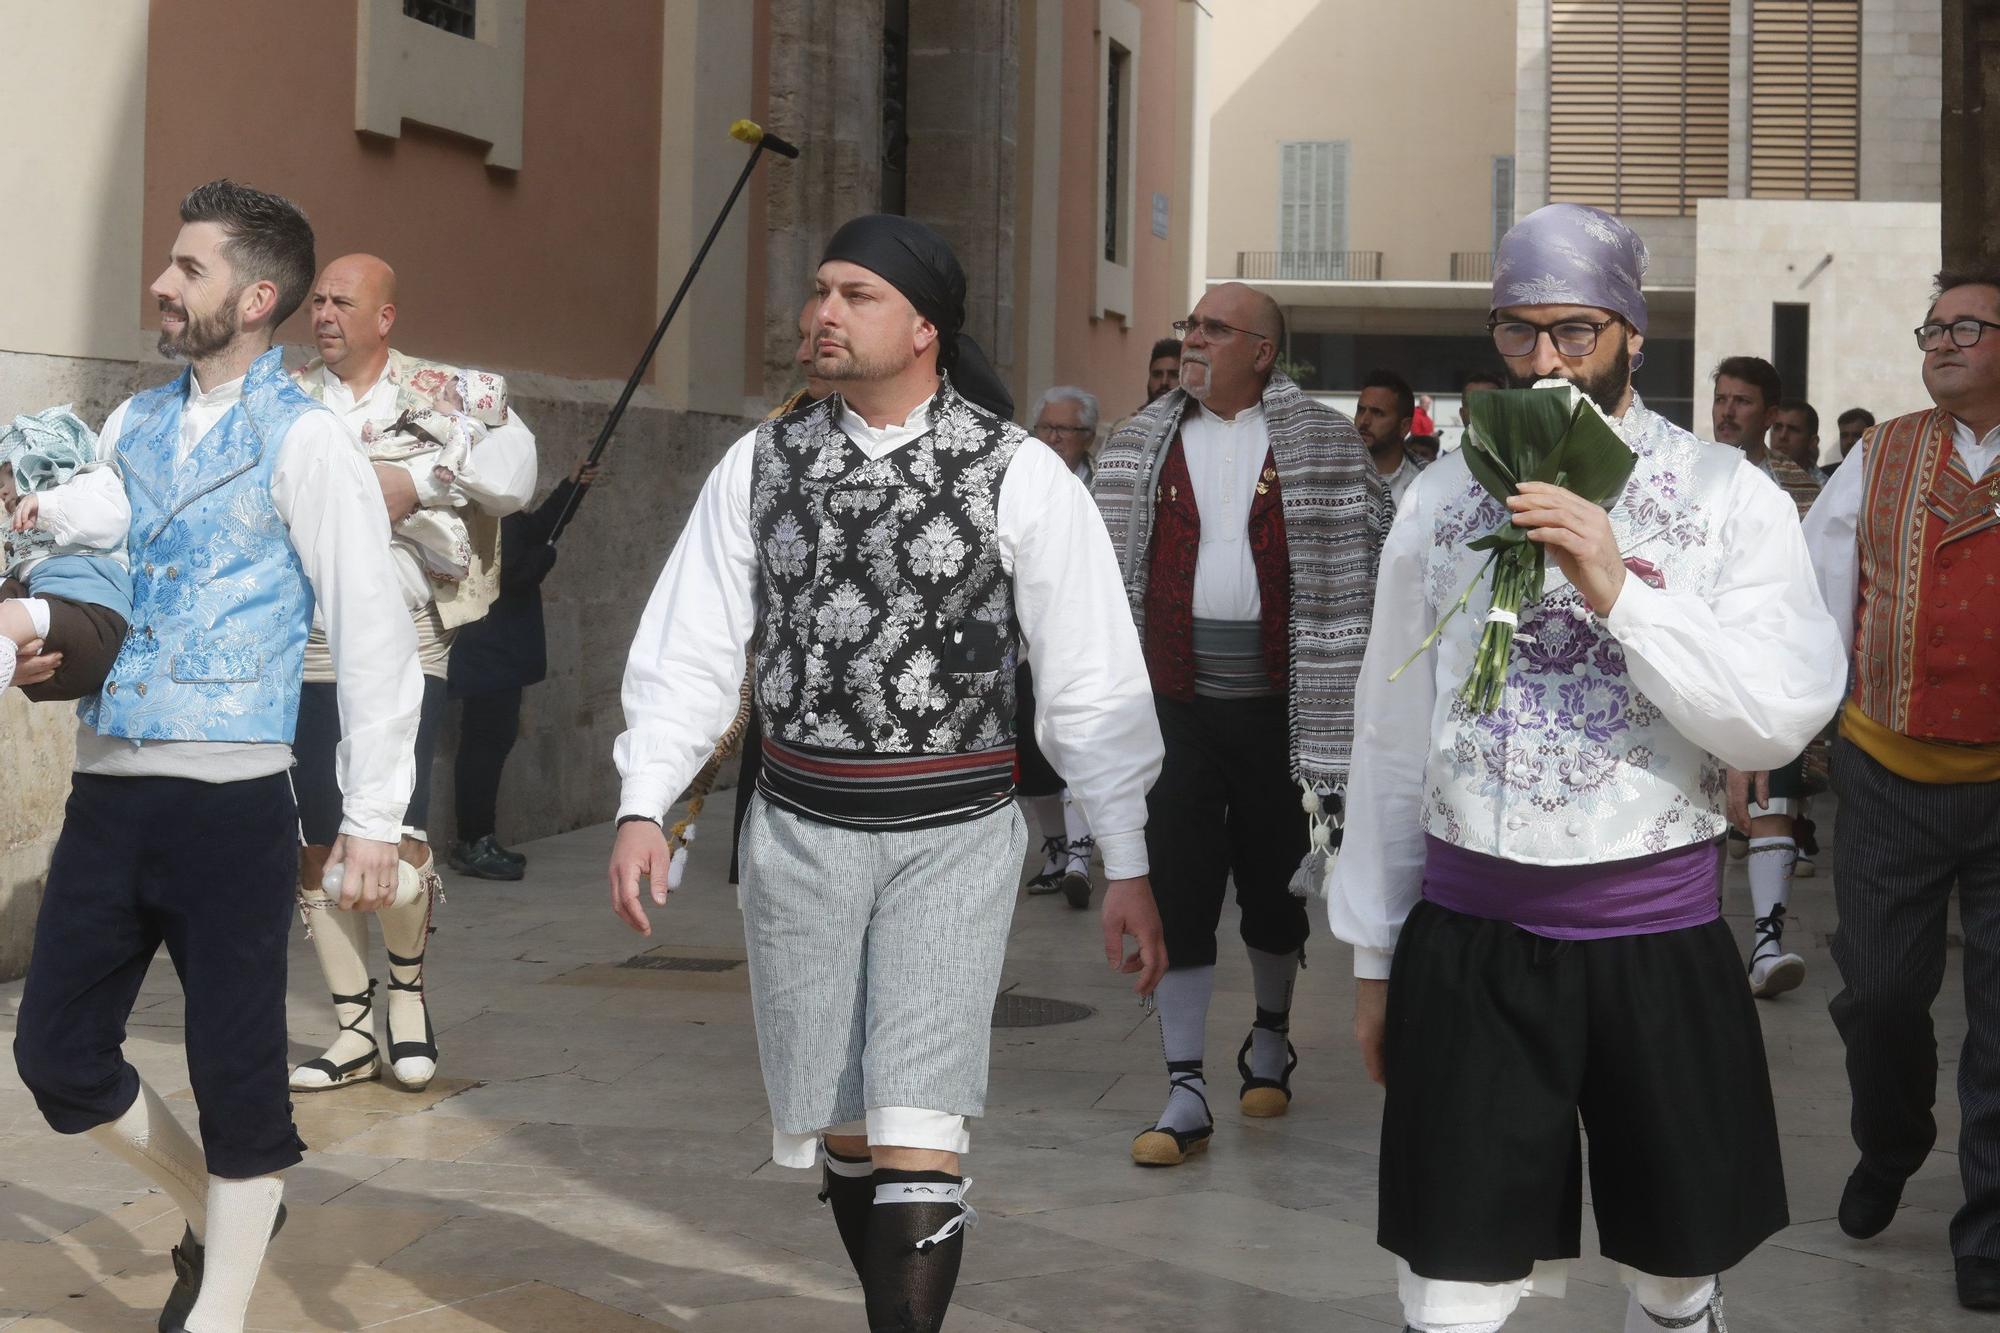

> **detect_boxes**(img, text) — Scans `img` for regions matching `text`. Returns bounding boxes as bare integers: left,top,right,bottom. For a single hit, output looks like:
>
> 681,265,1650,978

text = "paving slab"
0,791,1981,1329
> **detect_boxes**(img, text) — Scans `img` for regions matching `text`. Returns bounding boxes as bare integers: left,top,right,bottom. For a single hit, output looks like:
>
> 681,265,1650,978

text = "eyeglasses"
1914,318,2000,351
1034,423,1094,438
1172,318,1274,343
1488,317,1617,358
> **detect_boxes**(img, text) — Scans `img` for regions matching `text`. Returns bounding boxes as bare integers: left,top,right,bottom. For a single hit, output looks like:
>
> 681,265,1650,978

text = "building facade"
1202,0,1942,441
0,0,1198,978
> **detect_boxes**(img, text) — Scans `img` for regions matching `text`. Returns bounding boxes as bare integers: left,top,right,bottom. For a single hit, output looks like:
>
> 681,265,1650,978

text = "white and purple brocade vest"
1419,400,1738,865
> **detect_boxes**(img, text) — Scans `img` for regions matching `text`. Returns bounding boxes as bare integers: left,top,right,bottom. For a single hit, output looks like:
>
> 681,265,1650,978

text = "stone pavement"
0,791,1990,1331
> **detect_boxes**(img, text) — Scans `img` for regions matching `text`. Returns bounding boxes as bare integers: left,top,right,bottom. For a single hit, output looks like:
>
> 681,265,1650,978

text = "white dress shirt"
317,364,539,608
1805,415,2000,656
616,394,1164,879
1385,453,1423,507
73,369,424,842
1336,406,1847,979
1180,400,1272,621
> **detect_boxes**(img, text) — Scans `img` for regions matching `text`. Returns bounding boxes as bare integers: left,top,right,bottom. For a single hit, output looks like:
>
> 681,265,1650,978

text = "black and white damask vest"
748,379,1023,829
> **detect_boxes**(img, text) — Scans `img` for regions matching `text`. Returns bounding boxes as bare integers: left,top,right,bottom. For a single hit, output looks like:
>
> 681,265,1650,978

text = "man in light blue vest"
10,180,423,1333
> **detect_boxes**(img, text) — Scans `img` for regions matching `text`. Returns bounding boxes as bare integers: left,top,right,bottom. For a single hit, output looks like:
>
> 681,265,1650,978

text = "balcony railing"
1236,250,1383,281
1450,251,1495,282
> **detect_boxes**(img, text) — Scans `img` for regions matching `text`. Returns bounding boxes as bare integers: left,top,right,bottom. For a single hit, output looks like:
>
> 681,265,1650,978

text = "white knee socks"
379,885,436,1086
183,1174,284,1332
1623,1273,1718,1330
1060,789,1093,873
1022,795,1065,872
87,1079,208,1240
1244,945,1299,1080
1747,836,1795,924
301,889,376,1077
1154,965,1215,1133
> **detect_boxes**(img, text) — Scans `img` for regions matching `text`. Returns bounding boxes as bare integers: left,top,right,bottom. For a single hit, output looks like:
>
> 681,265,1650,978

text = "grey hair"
1032,385,1100,433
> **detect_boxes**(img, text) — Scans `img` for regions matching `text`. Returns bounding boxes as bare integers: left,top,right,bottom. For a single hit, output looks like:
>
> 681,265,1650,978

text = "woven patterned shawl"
1093,372,1389,794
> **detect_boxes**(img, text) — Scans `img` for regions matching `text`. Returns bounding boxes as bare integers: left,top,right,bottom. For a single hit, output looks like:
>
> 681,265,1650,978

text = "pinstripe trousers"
1829,736,2000,1259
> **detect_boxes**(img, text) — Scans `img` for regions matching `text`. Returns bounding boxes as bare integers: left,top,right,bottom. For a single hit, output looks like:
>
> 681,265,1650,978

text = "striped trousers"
1829,736,2000,1259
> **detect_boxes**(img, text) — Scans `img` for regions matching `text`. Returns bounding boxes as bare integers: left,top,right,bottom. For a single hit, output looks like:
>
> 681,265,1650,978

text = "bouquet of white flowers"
1393,380,1637,712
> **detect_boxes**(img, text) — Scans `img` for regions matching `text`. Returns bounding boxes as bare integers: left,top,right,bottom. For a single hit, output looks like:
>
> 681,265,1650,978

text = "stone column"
906,0,1020,394
1942,0,2000,268
761,0,887,397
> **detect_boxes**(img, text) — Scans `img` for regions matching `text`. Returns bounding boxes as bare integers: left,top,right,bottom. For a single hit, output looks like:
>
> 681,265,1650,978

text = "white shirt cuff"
617,779,674,826
1354,945,1395,981
1600,569,1659,636
1094,830,1148,881
339,804,408,844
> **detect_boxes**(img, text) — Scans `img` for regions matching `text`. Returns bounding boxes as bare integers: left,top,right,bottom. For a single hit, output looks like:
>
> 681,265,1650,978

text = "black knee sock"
862,1169,971,1333
818,1146,874,1280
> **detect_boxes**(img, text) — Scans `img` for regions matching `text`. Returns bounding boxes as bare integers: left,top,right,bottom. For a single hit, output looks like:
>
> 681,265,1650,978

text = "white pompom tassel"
667,844,689,890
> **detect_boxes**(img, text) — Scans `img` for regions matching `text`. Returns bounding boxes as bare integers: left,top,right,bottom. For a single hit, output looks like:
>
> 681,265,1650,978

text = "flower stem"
1388,549,1500,684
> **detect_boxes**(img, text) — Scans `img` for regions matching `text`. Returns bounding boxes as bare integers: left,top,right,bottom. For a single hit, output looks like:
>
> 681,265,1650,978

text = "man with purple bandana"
1329,203,1846,1333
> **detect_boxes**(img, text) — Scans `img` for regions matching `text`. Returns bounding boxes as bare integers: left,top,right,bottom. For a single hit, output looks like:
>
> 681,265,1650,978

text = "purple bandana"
1491,203,1650,335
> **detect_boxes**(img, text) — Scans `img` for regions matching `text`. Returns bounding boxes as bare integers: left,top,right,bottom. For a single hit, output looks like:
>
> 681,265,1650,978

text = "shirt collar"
1194,399,1264,428
837,393,936,445
1950,414,2000,452
322,362,393,407
187,370,245,409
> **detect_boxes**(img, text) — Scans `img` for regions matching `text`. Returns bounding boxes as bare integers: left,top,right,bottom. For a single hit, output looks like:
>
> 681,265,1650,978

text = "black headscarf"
820,214,1014,420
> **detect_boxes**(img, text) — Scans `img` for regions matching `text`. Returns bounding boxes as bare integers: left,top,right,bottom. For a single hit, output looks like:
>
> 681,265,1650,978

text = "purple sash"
1421,835,1721,941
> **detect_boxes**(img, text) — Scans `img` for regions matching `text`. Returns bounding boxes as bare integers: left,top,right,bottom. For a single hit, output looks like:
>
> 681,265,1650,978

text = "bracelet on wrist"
617,814,662,830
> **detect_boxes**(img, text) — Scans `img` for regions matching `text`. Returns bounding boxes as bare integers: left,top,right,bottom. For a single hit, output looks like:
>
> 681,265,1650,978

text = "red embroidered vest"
1142,434,1290,699
1854,407,2000,744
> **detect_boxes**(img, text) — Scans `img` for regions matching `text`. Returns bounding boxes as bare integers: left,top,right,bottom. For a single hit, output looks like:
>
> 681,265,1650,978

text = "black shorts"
1014,664,1064,798
293,676,448,844
1,575,127,702
1379,899,1788,1281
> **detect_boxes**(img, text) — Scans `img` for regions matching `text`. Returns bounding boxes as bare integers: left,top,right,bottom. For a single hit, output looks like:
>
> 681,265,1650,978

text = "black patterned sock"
818,1146,874,1280
861,1169,971,1333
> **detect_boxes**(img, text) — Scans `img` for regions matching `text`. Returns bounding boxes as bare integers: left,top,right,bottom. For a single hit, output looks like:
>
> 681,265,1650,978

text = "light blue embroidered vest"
81,348,320,743
1419,399,1739,864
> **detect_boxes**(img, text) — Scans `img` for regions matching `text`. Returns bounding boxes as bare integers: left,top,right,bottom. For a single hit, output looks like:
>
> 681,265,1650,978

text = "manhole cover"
618,955,744,973
991,993,1094,1027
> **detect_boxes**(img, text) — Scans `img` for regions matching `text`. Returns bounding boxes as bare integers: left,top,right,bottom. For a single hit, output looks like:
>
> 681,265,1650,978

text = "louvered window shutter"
1548,0,1730,217
1492,155,1516,251
1278,141,1348,277
1750,0,1860,198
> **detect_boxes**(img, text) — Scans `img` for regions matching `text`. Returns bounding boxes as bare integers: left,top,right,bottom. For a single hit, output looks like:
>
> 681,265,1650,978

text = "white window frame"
355,0,525,170
1094,0,1141,321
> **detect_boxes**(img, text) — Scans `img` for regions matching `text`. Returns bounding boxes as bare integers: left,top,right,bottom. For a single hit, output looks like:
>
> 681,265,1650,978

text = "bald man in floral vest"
286,254,537,1098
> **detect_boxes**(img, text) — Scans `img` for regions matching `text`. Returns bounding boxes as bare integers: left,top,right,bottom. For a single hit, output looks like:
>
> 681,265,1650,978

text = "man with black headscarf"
608,214,1166,1332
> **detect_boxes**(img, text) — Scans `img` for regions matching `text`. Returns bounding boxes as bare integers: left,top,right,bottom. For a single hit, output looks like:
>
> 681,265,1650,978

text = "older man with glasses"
1803,267,2000,1311
1095,282,1388,1167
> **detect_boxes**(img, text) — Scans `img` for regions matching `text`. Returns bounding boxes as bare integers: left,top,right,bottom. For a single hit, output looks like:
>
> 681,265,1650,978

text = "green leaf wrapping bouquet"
1392,380,1638,712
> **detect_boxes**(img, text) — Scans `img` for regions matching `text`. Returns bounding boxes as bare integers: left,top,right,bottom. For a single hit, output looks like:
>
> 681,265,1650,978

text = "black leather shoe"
1959,1257,2000,1310
158,1204,287,1331
450,835,524,881
1838,1161,1906,1239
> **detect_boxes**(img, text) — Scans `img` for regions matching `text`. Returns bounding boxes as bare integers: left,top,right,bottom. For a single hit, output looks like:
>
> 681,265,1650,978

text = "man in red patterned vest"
1805,267,2000,1312
1095,282,1387,1166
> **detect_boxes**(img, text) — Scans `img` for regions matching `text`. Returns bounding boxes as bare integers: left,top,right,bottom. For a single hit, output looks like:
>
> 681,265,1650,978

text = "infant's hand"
432,466,457,485
10,496,39,532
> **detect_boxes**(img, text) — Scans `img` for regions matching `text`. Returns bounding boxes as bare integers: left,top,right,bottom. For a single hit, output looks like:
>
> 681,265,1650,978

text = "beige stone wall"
1861,0,1943,204
1694,199,1941,457
0,0,149,365
1204,0,1517,282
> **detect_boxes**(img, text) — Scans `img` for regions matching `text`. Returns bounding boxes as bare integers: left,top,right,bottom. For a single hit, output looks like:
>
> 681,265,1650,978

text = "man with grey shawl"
1095,281,1389,1167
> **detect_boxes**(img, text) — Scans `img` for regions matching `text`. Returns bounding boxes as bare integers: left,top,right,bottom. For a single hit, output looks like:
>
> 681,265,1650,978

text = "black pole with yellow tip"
546,119,801,546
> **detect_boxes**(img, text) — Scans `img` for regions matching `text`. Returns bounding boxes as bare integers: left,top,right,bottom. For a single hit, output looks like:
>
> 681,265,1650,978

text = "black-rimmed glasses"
1915,318,2000,352
1488,317,1617,358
